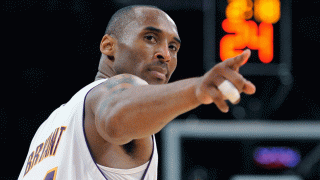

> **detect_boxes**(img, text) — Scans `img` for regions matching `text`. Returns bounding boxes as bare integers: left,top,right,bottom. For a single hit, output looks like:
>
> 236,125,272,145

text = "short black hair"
105,5,160,40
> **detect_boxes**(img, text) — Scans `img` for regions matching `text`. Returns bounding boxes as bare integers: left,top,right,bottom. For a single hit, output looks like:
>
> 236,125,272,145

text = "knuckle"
234,77,244,86
199,82,209,92
212,93,223,103
234,75,245,89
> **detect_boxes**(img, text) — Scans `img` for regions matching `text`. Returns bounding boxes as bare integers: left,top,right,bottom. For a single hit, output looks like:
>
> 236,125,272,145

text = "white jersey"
18,79,158,180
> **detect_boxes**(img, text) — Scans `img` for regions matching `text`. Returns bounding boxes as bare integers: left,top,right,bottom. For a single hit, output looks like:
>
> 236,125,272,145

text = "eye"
169,44,178,51
144,35,156,43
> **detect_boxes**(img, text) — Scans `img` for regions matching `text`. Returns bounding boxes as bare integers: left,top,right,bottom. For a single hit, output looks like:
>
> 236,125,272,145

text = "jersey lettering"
43,167,58,180
24,126,67,177
32,143,44,168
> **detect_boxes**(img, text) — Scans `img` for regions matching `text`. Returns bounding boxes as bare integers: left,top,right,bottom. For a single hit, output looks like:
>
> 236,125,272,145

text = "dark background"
1,0,320,179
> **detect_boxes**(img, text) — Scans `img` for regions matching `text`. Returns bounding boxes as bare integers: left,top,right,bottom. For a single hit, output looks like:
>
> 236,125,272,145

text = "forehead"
132,8,179,37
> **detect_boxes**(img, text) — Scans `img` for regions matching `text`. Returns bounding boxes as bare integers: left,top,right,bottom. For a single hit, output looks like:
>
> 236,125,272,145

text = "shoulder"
91,73,148,95
104,74,149,89
86,74,148,111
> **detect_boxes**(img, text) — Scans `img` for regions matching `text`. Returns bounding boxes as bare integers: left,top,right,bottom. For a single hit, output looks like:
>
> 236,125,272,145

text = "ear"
100,34,116,60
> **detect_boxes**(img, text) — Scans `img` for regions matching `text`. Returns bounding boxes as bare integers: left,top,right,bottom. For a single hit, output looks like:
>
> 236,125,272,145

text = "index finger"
226,49,251,70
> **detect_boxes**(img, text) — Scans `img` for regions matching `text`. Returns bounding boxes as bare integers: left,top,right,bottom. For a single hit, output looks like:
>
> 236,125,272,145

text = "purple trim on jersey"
83,87,109,180
141,136,154,180
82,84,154,180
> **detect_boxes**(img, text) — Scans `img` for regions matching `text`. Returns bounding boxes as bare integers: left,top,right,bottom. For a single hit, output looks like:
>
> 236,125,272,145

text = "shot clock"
220,0,281,64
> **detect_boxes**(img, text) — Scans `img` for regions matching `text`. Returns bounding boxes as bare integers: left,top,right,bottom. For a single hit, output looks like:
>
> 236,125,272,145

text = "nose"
155,45,171,63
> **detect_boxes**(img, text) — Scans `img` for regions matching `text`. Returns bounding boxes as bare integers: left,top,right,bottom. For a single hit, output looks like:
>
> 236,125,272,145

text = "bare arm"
88,74,201,145
88,50,256,145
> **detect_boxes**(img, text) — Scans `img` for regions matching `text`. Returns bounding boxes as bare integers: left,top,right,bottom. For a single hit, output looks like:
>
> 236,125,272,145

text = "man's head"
97,5,181,85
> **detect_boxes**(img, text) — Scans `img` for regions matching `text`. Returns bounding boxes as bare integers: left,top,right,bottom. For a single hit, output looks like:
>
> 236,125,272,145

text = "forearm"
108,77,202,141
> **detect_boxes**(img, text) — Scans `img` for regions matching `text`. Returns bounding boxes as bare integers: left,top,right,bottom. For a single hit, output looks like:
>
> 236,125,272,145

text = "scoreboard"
220,0,280,64
203,0,292,79
200,0,293,119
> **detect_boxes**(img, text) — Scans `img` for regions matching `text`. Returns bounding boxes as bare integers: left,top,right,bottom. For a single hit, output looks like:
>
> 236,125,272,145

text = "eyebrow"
144,26,181,44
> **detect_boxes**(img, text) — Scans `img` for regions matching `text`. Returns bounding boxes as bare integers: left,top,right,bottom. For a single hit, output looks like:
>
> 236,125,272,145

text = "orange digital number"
220,18,273,64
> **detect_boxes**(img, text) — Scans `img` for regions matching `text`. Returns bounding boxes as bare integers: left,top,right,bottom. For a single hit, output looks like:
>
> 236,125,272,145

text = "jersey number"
43,167,57,180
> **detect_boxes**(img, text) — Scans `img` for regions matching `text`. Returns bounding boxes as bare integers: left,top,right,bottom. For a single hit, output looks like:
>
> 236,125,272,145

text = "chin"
140,75,163,85
147,78,167,85
148,80,165,85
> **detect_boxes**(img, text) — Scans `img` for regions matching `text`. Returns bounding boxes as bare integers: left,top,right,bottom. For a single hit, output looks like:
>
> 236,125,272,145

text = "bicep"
87,74,148,144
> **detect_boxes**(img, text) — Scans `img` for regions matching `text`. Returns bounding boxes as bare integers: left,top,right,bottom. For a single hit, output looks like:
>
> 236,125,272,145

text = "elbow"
96,106,132,145
105,119,132,145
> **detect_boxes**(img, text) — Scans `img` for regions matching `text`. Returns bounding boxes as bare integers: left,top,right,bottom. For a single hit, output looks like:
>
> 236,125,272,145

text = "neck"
95,71,109,81
94,56,117,81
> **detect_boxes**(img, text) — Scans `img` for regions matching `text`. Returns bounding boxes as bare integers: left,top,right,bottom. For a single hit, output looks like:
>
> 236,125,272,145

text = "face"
112,8,181,85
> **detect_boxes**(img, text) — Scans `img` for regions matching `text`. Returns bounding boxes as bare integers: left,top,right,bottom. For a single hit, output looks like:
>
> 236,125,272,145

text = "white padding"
218,80,240,104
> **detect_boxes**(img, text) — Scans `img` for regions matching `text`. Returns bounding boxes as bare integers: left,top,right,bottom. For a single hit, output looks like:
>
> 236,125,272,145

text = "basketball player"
18,5,256,180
